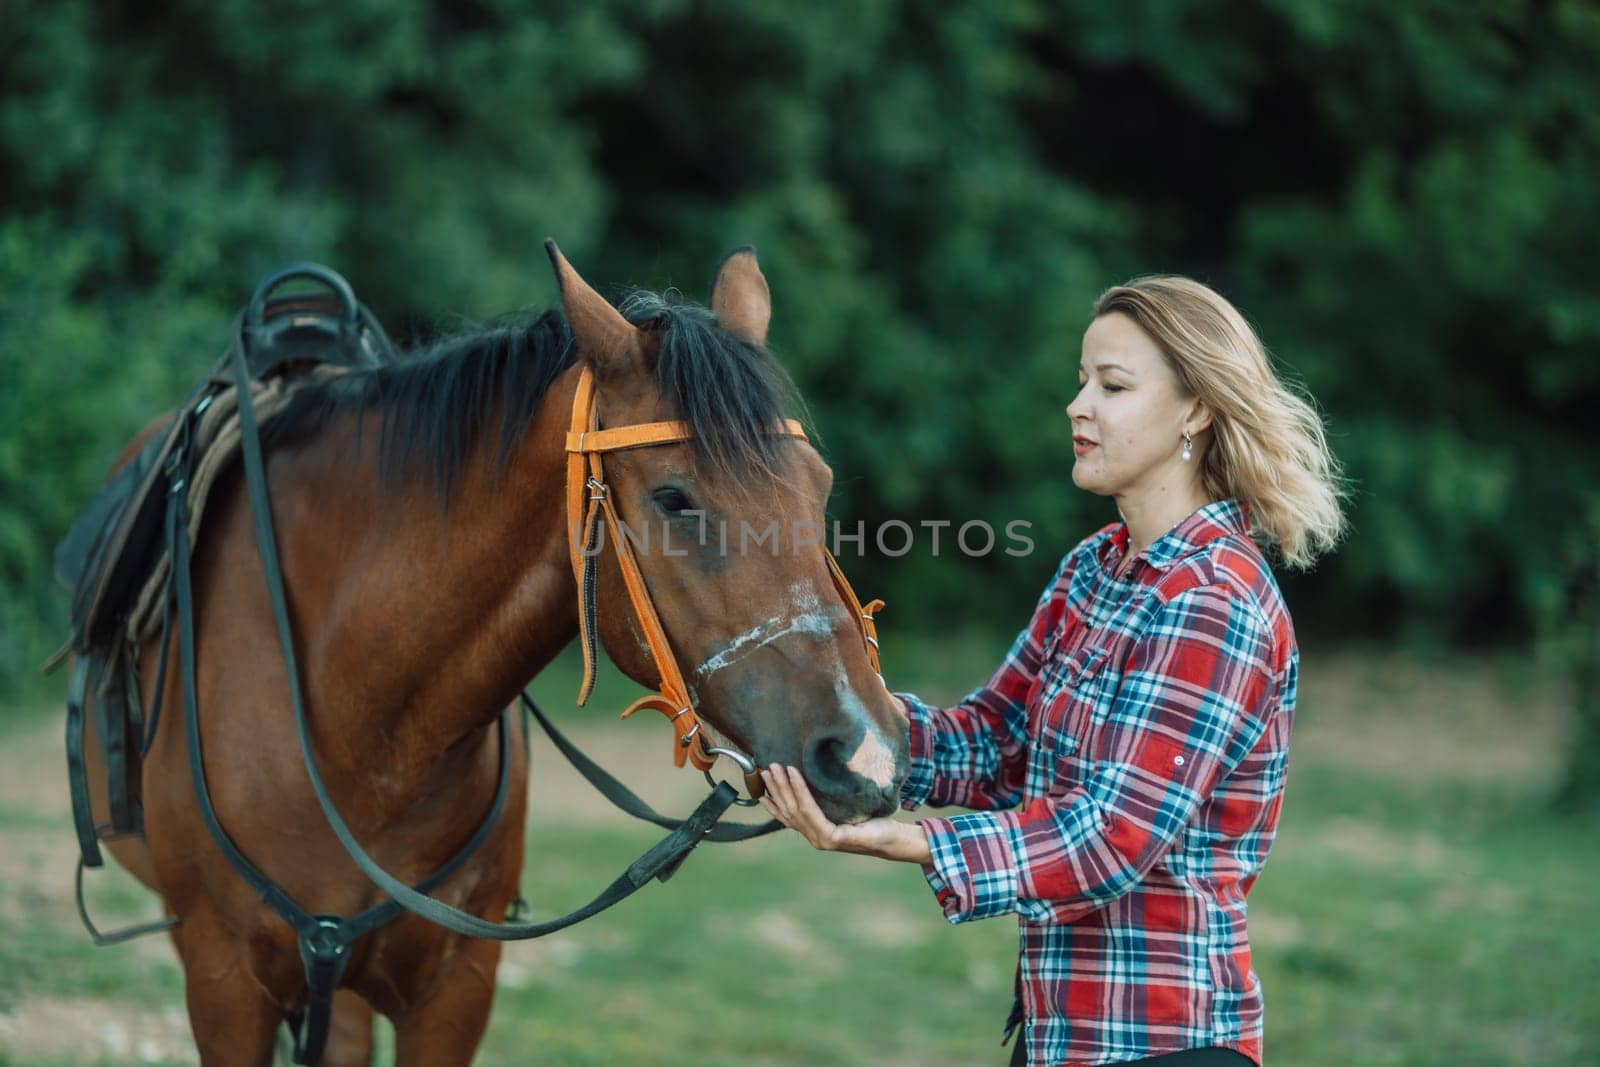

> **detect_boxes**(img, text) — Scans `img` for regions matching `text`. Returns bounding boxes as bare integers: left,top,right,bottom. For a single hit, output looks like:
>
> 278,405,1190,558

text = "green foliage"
1554,494,1600,814
2,2,1596,790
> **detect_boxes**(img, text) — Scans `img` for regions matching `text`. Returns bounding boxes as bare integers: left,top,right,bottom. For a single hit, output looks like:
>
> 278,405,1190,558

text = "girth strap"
65,498,185,947
67,468,185,947
64,655,102,869
90,652,137,835
287,916,357,1065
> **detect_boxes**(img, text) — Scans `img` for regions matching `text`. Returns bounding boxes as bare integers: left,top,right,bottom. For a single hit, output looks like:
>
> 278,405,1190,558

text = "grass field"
1,637,1596,1065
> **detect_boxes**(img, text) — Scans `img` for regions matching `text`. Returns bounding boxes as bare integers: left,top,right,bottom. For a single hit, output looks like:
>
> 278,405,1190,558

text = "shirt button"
1173,755,1185,767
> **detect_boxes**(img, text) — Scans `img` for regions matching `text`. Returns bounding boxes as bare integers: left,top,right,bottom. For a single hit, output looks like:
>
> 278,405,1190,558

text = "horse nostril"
802,731,853,793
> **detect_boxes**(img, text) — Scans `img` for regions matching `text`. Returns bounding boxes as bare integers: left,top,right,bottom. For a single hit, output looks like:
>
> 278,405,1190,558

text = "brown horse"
78,246,909,1064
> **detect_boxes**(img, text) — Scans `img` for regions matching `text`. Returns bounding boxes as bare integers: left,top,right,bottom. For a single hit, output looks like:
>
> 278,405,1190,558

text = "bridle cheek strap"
825,550,884,675
563,365,885,795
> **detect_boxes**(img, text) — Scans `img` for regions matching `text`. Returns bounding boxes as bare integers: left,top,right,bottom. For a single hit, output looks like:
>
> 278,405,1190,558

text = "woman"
759,276,1345,1066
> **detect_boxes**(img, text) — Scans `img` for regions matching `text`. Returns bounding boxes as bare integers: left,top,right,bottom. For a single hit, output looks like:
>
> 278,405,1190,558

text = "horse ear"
545,240,641,377
709,245,771,347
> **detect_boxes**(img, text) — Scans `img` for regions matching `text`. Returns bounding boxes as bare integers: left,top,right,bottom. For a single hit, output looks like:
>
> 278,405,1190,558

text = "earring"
1181,432,1193,462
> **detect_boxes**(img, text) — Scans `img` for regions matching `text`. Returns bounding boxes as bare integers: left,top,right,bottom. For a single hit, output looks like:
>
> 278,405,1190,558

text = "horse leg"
322,989,376,1067
171,910,283,1067
390,938,504,1067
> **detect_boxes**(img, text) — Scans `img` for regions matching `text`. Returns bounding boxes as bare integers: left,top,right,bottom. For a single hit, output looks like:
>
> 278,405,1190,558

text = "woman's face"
1067,312,1202,498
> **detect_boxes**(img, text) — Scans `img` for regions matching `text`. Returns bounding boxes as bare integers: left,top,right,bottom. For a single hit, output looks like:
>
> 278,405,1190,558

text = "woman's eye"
653,487,695,515
1103,384,1126,393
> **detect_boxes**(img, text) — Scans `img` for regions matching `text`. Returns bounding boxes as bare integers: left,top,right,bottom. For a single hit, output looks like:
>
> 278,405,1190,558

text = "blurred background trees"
3,0,1596,799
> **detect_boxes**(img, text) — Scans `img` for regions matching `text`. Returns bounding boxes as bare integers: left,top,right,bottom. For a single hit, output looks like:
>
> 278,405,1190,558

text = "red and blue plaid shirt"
899,499,1296,1066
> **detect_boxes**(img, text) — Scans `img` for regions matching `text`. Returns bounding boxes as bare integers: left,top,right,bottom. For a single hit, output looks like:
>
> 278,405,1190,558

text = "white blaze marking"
694,579,898,790
845,729,897,790
693,581,833,679
830,637,897,789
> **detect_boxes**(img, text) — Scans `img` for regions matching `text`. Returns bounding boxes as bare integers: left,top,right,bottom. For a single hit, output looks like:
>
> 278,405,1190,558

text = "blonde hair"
1094,275,1347,570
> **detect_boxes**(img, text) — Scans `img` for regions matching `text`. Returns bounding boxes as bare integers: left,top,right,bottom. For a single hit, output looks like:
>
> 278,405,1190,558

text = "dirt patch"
0,995,195,1064
1291,647,1569,788
0,716,79,823
846,902,933,949
0,720,173,958
1315,816,1464,874
1247,911,1306,949
745,909,841,971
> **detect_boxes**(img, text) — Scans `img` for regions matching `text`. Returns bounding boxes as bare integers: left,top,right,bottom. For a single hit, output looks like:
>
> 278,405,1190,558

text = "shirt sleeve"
896,552,1074,814
916,583,1279,925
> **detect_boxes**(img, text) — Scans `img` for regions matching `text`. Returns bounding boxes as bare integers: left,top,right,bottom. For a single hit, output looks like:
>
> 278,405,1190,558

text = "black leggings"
1008,1038,1254,1066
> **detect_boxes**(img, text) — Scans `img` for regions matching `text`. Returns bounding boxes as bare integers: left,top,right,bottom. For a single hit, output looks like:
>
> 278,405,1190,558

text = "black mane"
619,289,805,485
267,310,575,499
267,290,803,501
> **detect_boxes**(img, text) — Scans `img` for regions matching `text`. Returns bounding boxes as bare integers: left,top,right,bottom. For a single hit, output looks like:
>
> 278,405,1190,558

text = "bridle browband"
564,365,884,800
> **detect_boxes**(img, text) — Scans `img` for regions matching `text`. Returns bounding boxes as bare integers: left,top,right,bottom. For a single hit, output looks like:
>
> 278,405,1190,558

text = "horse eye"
652,487,695,516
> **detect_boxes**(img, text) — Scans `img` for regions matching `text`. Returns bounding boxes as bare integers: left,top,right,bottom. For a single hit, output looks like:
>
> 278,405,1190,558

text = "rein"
145,347,887,1063
563,365,885,800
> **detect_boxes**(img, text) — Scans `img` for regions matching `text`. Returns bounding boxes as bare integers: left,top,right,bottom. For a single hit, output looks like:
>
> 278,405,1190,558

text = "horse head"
548,243,908,823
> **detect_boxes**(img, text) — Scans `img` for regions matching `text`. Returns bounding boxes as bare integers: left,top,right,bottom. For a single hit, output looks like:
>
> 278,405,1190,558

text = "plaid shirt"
899,500,1296,1067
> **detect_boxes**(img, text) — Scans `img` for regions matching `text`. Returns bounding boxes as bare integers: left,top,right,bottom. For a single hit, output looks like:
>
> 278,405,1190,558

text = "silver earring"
1181,432,1193,462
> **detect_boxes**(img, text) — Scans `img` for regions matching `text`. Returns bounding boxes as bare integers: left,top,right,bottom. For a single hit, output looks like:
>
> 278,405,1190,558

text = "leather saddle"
55,264,395,655
53,263,397,851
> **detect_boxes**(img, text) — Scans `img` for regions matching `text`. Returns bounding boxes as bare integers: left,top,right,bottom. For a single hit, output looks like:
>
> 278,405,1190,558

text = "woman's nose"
1065,388,1089,421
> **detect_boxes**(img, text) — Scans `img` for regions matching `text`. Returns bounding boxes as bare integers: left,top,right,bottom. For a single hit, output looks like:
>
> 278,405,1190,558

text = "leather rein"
63,264,899,1063
140,347,890,1063
563,365,885,801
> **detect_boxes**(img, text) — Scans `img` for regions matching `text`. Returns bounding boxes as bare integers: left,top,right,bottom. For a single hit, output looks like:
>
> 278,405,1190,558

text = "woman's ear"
1185,397,1214,437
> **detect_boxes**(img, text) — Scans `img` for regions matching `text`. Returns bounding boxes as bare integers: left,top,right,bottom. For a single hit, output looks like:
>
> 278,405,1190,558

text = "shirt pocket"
1034,643,1111,769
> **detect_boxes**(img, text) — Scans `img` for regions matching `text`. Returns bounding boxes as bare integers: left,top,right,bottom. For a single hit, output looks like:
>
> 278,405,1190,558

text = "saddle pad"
124,365,348,646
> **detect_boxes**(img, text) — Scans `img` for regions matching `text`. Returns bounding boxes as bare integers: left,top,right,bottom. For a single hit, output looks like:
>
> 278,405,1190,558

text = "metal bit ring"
701,745,762,806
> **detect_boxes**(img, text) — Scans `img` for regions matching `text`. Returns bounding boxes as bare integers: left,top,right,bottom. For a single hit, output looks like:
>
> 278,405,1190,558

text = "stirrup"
75,849,180,947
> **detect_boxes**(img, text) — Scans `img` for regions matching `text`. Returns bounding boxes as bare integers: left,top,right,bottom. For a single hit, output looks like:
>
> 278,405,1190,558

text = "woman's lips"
1073,437,1097,457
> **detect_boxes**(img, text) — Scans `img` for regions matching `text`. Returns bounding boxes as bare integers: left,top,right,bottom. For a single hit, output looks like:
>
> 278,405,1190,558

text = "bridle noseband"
564,366,884,800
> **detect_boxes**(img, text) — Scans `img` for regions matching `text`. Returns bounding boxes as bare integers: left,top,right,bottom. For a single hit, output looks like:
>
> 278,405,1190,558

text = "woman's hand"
759,764,931,865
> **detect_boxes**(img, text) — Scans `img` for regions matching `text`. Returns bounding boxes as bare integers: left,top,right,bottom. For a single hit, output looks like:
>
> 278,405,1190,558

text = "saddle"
54,264,398,858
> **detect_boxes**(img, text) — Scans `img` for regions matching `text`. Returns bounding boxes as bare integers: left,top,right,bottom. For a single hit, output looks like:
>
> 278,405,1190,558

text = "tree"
2,1,1597,811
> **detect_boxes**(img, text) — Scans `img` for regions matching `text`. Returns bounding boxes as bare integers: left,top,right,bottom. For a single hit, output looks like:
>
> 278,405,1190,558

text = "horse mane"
267,290,804,502
618,289,806,486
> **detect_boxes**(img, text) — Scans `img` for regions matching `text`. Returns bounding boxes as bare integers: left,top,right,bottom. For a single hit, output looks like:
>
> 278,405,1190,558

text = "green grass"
2,640,1597,1064
474,829,1016,1066
1251,774,1600,1064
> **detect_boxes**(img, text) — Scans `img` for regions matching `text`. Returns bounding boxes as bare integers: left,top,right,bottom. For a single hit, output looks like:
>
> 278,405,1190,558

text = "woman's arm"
757,550,1087,864
918,583,1284,924
767,582,1288,925
897,551,1077,813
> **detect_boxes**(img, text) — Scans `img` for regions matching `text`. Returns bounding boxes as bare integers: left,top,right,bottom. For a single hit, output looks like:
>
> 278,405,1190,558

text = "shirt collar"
1097,499,1250,574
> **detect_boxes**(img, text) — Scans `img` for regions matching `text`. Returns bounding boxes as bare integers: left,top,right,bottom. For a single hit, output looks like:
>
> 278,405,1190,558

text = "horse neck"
300,367,583,788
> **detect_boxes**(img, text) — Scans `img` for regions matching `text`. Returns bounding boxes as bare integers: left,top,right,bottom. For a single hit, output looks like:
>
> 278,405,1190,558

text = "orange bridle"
563,366,884,798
